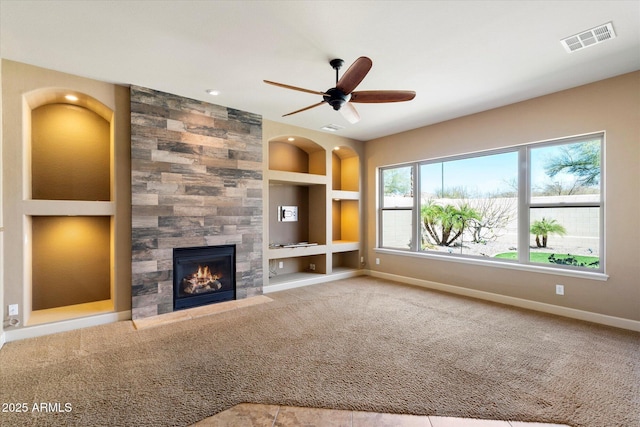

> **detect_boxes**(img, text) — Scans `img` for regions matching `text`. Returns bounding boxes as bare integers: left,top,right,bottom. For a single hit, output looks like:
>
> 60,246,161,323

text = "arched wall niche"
22,87,115,320
268,135,326,175
24,87,114,121
24,88,114,201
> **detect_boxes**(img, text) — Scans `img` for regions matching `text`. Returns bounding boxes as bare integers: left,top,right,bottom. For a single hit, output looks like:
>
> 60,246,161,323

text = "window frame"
379,164,417,250
377,132,605,277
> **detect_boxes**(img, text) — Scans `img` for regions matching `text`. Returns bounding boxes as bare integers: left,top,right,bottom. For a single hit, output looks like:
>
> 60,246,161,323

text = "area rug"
0,277,638,426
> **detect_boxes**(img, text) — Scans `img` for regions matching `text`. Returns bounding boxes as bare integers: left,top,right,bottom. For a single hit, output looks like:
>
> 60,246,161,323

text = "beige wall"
0,60,4,343
365,71,640,322
1,60,131,328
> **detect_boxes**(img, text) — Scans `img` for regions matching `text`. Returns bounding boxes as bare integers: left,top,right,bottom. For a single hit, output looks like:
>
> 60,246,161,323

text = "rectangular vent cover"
321,124,345,132
561,22,616,53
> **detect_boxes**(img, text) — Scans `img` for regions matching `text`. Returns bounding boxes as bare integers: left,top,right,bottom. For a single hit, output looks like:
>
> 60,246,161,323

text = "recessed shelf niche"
266,132,362,290
31,103,110,201
332,199,359,243
31,216,111,310
27,90,115,321
269,138,326,175
332,146,359,192
269,183,327,246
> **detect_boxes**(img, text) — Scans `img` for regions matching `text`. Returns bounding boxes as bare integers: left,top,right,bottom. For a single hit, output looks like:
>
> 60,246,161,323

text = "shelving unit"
264,132,363,292
27,94,115,322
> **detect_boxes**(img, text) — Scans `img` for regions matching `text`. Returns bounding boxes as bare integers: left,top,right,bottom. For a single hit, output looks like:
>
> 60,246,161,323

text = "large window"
378,133,604,273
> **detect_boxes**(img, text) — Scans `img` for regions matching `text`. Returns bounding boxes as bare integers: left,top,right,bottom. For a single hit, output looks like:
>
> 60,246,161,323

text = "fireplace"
173,245,236,311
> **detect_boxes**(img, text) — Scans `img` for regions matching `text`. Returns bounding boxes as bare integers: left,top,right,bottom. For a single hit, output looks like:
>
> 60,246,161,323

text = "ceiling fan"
264,56,416,124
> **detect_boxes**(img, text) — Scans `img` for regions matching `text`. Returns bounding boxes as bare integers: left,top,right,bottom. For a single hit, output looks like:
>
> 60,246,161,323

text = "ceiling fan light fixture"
323,88,350,110
265,56,415,122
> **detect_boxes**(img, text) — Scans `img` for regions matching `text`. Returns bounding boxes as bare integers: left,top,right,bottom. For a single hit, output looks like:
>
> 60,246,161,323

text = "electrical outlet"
375,258,380,265
278,261,284,269
556,284,565,295
360,256,364,263
309,263,315,271
8,304,18,316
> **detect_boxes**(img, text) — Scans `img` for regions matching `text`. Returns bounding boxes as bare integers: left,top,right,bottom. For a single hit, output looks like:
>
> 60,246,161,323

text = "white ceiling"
1,1,639,141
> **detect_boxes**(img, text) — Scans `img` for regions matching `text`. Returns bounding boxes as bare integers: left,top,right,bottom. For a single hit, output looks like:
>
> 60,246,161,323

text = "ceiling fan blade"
349,90,416,103
340,102,360,124
264,80,326,96
282,101,326,117
336,56,372,95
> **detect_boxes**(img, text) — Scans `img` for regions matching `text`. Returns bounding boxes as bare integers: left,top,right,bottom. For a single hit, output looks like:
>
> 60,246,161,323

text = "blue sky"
420,151,518,196
418,144,594,197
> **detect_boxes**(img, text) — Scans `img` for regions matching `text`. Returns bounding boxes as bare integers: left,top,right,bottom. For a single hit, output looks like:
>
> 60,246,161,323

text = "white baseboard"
0,331,5,349
367,270,640,332
3,310,131,343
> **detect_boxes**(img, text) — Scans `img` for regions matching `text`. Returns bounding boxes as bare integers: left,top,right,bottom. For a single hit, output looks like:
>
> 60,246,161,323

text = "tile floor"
191,403,571,427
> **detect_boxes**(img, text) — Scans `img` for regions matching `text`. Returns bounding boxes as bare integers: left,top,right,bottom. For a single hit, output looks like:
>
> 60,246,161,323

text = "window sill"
374,248,609,281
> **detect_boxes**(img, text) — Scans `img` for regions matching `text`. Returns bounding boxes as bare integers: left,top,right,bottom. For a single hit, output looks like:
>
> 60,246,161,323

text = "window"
528,139,602,269
378,133,604,273
380,166,414,250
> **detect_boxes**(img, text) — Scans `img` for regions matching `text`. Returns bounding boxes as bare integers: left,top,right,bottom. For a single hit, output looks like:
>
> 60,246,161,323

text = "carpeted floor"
1,277,638,427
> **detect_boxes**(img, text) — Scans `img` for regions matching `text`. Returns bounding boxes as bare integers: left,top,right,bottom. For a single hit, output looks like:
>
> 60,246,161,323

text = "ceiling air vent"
561,22,616,53
320,124,344,132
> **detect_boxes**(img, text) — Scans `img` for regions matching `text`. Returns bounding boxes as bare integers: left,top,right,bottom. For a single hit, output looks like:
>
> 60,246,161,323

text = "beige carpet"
1,277,638,427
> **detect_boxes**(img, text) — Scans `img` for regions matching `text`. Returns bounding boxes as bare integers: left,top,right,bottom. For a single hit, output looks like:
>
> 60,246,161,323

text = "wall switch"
8,304,18,316
278,261,284,269
555,284,565,295
375,258,380,265
360,256,364,263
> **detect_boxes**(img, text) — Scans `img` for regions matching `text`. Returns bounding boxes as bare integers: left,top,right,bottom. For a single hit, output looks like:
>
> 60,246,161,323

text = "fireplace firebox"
173,245,236,310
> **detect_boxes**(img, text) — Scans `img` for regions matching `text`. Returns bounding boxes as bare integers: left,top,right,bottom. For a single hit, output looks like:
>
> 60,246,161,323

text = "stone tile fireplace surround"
130,86,263,320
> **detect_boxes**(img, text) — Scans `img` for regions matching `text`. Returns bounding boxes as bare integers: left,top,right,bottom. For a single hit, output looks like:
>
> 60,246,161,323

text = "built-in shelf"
22,200,116,216
331,190,359,200
267,170,327,186
331,240,360,252
266,135,362,290
26,91,116,320
28,299,114,326
268,244,328,260
265,267,363,293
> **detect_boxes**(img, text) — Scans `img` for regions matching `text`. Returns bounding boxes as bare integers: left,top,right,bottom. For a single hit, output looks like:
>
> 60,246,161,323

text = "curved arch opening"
24,88,115,320
268,135,326,175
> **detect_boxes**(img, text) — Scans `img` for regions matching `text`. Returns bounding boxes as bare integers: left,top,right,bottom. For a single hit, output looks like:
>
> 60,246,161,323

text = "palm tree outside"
421,201,481,247
530,217,567,248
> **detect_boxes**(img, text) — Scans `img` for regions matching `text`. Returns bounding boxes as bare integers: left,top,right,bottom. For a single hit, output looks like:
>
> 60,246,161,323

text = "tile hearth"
132,295,272,330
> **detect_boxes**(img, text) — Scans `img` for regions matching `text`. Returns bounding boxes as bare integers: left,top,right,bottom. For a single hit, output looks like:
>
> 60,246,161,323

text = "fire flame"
194,265,219,284
182,264,222,295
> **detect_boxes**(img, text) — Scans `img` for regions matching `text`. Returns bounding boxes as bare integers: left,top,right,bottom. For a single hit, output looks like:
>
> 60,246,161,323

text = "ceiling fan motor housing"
324,87,350,110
